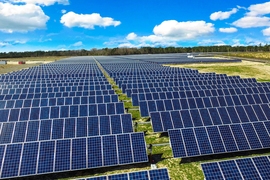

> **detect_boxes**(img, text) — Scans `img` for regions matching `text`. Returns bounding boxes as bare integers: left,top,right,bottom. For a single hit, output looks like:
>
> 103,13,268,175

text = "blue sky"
0,0,270,52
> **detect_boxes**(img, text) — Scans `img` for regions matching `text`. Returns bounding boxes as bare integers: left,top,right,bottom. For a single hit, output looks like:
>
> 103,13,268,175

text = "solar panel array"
201,156,270,180
94,55,270,161
0,57,149,179
78,168,170,180
0,54,265,179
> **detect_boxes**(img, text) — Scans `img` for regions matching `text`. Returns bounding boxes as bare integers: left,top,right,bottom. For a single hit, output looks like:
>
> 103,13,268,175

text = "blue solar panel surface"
77,168,170,180
202,156,270,180
169,121,270,158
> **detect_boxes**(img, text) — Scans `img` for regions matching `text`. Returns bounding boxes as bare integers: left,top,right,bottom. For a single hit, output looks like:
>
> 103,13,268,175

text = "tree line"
1,44,270,58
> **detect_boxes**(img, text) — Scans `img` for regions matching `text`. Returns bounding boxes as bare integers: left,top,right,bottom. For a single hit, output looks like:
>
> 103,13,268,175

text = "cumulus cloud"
210,8,238,21
0,2,49,33
197,39,227,46
126,32,137,40
153,20,215,39
247,1,270,16
72,41,83,47
219,27,238,33
232,2,270,29
60,12,121,29
232,16,270,28
61,9,67,14
0,40,26,47
262,27,270,36
7,0,69,6
109,20,215,48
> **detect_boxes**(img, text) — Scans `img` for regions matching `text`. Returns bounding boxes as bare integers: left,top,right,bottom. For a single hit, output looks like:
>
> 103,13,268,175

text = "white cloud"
60,12,121,29
219,27,238,33
153,20,215,39
109,20,215,48
0,40,26,47
198,39,226,46
0,2,49,33
231,39,245,46
72,41,83,47
245,37,266,46
126,32,137,40
232,16,270,28
247,1,270,16
233,2,270,29
210,8,238,21
262,27,270,36
7,0,69,6
118,42,137,48
236,5,247,10
61,9,67,14
0,42,10,47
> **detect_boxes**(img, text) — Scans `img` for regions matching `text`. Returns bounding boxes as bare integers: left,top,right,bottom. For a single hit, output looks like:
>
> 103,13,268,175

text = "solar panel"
169,121,270,158
150,104,270,132
0,102,125,122
139,93,270,117
0,114,133,144
77,168,170,180
202,156,270,180
0,132,148,179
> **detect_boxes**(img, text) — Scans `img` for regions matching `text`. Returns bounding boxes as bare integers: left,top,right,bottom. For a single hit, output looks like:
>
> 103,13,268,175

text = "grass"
2,56,69,62
0,64,41,75
171,61,270,82
223,52,270,61
0,56,69,75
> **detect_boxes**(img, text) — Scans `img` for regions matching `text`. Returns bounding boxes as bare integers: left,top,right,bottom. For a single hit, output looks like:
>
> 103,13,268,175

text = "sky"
1,0,270,52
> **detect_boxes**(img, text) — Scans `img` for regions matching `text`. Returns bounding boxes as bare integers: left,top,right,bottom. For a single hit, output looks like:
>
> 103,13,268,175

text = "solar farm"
0,53,269,179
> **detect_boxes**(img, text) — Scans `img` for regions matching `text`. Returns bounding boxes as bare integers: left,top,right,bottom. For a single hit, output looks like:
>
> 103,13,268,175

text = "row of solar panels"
0,102,125,122
0,94,119,109
126,82,270,97
117,76,242,87
122,78,257,93
169,121,270,158
0,77,107,83
0,132,148,179
132,86,270,106
0,78,108,85
0,74,105,79
108,70,199,76
0,81,109,87
151,104,270,132
0,85,112,95
201,156,270,180
0,90,115,100
0,114,133,144
113,72,226,82
113,72,227,79
146,59,242,64
77,168,170,180
0,82,110,88
140,93,270,117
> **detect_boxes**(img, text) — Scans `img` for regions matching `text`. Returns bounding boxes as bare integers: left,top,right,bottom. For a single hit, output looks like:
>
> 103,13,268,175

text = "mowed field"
0,56,69,75
168,60,270,82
